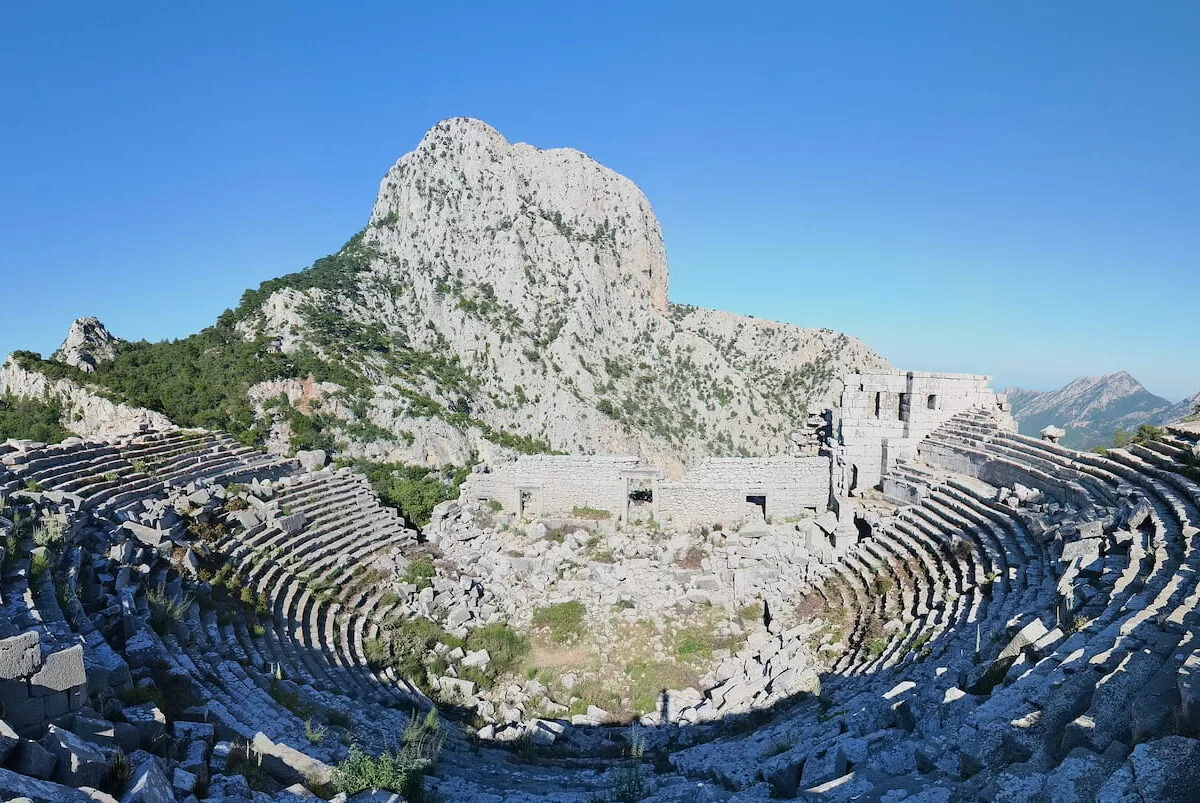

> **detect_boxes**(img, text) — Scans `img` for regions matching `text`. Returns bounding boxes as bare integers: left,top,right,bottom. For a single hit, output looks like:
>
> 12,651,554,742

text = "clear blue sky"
2,2,1197,399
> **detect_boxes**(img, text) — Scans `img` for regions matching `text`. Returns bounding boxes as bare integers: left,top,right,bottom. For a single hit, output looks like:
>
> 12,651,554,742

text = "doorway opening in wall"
854,516,872,540
627,482,654,523
874,392,882,418
519,490,533,519
849,465,859,494
746,495,767,519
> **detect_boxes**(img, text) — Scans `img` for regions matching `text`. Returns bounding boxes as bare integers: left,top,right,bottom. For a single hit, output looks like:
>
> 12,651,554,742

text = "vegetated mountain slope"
230,117,888,468
1006,371,1191,449
5,117,888,469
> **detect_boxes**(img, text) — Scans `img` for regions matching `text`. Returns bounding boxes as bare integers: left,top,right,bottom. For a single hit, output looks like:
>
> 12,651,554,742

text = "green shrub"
866,637,888,659
0,394,75,443
32,519,64,549
463,623,530,682
351,461,469,528
332,709,442,799
29,550,51,581
532,601,587,644
147,584,193,635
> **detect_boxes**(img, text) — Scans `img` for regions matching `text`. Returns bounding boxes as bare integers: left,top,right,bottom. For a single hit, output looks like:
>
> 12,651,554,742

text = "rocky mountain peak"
53,316,121,373
366,116,670,315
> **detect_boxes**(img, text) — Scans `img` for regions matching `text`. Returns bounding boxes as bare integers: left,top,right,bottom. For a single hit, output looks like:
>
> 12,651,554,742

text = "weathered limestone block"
0,719,19,763
0,764,100,802
295,450,327,472
13,738,57,780
250,731,332,787
122,702,168,746
29,645,86,696
1096,736,1200,802
1178,650,1200,731
0,632,41,680
121,751,175,803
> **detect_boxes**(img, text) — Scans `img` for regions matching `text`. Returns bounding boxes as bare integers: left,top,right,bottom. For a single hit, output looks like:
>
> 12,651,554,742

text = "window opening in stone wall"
874,392,882,418
746,495,766,519
849,465,859,493
927,394,938,410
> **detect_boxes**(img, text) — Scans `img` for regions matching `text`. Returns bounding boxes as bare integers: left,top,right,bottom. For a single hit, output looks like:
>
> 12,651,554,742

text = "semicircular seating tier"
0,414,1197,801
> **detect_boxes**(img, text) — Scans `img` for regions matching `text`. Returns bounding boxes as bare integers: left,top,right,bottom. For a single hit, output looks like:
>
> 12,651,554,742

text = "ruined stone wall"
840,371,1012,491
656,457,829,527
462,455,652,519
0,634,88,734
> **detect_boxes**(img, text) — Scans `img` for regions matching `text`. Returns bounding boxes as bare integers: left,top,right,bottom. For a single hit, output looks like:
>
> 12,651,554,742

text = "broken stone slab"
461,649,490,670
0,764,101,802
250,731,332,787
295,449,328,472
0,719,19,763
120,522,170,548
12,738,57,780
39,724,107,787
122,702,168,746
29,645,86,696
0,632,42,680
122,751,176,803
172,720,215,745
276,511,307,536
69,715,117,749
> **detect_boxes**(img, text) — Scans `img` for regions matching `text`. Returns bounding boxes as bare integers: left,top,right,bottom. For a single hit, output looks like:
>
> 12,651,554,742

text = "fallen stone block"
121,752,176,803
29,645,86,696
251,731,332,787
40,724,108,787
12,738,57,780
0,632,41,680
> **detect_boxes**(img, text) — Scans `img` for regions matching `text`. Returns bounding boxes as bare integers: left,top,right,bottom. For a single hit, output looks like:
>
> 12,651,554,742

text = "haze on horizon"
1,2,1197,400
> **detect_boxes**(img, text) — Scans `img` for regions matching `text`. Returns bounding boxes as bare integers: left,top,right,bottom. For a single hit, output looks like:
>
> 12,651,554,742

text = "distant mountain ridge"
1006,371,1199,450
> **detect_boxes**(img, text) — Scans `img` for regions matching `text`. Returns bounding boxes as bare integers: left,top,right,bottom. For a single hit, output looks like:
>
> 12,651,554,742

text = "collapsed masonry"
463,370,1013,544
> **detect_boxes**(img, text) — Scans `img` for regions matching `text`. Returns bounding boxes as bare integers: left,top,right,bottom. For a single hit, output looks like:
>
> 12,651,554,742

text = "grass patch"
532,601,587,644
401,553,436,590
571,505,611,520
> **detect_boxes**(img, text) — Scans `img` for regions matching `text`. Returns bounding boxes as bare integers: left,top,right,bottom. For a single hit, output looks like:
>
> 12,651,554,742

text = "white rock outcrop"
53,316,121,373
0,357,172,437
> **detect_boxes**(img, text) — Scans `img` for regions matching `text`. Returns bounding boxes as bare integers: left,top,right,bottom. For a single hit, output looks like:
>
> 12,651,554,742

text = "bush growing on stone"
463,623,531,681
146,584,193,636
29,550,51,581
532,601,587,644
353,461,470,528
32,518,63,549
332,708,442,799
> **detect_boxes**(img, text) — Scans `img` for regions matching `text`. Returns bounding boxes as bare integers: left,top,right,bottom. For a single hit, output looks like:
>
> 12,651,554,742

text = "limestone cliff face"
241,118,889,467
0,357,172,438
